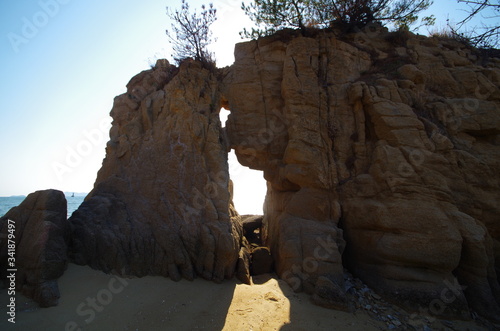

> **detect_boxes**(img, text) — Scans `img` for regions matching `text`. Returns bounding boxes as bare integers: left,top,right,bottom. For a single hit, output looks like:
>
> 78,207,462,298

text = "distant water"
0,196,25,218
66,195,86,218
0,194,86,219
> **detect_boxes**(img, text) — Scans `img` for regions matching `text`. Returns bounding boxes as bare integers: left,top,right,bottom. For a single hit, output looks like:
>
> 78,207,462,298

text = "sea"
0,193,86,219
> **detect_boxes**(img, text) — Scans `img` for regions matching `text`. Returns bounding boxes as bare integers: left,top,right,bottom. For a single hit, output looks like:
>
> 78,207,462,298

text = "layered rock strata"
222,28,500,319
69,60,242,282
68,27,500,321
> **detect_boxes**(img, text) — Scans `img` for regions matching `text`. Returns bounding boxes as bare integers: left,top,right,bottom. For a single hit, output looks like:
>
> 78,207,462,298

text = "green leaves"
241,0,435,38
240,0,314,38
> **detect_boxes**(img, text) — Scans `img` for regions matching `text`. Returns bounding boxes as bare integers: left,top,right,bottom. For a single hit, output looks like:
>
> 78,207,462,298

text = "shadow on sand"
0,263,236,331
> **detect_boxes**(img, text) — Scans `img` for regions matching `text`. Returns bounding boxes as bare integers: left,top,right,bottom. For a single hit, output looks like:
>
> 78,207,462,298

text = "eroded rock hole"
227,150,266,215
228,153,272,276
221,119,271,276
219,107,230,128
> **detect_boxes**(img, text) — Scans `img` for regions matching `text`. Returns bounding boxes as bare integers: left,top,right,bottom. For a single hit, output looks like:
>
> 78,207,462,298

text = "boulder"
0,189,68,307
251,246,273,276
241,214,263,242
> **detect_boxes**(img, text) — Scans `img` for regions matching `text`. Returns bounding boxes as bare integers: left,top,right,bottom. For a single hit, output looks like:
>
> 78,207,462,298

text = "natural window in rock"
219,107,230,128
219,106,266,215
228,150,267,215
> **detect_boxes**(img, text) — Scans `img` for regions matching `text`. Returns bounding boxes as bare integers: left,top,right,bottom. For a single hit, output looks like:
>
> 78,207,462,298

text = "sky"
0,0,496,214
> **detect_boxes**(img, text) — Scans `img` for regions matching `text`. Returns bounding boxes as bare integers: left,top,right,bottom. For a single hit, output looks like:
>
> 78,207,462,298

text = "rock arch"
67,29,500,321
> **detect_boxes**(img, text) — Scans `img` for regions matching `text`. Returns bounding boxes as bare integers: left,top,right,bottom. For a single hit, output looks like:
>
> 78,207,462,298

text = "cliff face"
70,60,241,282
222,27,500,318
70,27,500,319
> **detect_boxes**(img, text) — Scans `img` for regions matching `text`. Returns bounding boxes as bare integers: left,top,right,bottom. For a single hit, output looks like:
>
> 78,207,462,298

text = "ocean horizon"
0,193,86,219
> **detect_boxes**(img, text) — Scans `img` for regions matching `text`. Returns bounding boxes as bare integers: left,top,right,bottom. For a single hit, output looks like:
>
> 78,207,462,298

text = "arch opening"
228,150,267,215
219,107,267,215
219,107,230,128
219,106,272,275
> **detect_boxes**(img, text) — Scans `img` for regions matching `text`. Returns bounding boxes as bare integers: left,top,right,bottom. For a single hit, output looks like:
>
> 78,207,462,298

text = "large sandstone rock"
223,34,350,311
69,60,242,282
67,27,500,321
222,28,500,320
0,189,69,307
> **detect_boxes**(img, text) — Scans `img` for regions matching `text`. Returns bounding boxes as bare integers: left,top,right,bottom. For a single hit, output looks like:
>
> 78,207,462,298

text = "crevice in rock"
219,107,230,129
241,215,274,276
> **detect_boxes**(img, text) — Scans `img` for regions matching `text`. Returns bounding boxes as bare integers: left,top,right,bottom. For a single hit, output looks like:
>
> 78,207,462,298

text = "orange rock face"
70,60,242,283
70,28,500,320
222,28,500,319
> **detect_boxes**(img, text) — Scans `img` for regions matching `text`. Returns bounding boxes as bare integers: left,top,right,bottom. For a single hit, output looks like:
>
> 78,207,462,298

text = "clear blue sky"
0,0,495,213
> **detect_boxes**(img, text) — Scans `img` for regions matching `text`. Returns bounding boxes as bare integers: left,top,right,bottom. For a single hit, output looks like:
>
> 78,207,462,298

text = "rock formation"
241,215,274,276
0,189,68,307
222,27,500,319
68,27,500,321
69,60,242,282
241,214,264,241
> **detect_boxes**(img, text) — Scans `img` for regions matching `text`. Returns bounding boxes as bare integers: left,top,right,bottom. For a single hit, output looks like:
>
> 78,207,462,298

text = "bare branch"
166,0,217,64
241,0,434,37
452,0,500,48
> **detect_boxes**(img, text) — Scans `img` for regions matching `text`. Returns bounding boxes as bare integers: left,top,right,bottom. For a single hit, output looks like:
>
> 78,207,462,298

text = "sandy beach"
0,264,380,331
1,264,495,331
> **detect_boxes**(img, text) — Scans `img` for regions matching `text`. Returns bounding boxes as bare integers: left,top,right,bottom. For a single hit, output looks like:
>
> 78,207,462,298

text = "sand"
0,264,493,330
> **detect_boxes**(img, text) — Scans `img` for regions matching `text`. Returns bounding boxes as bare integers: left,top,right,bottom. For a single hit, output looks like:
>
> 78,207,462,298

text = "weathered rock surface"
68,27,500,321
223,34,348,311
251,246,274,275
241,214,263,242
221,28,500,320
69,60,242,282
0,189,68,307
236,237,252,284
